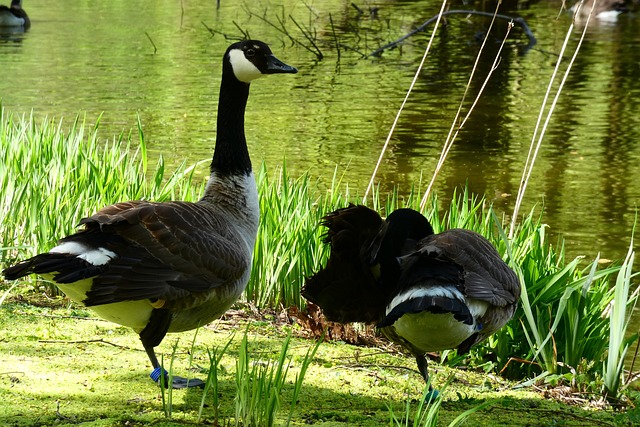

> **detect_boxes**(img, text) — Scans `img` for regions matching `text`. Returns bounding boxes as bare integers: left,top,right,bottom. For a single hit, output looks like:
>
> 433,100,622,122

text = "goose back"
0,0,29,27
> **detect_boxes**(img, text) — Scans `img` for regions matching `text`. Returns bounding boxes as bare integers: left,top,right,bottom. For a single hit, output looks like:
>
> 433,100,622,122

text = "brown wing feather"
302,205,390,323
416,228,520,346
76,200,249,309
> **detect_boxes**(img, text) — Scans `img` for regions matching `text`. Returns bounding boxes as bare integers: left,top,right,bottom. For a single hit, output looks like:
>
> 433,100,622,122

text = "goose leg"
140,309,205,389
416,354,439,399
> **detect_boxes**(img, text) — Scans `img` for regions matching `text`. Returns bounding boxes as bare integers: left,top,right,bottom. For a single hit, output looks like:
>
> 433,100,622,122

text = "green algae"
0,300,631,427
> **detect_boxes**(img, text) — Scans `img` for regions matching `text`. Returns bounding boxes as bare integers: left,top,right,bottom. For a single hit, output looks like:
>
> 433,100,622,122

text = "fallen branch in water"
369,10,536,57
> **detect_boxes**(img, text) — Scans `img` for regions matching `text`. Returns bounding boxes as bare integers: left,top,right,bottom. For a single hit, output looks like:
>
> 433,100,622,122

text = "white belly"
0,14,25,26
55,278,152,332
392,311,477,352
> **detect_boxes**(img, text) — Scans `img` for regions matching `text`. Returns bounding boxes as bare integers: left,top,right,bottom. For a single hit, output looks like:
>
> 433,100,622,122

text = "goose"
570,0,629,23
2,40,297,388
0,0,29,27
302,205,520,393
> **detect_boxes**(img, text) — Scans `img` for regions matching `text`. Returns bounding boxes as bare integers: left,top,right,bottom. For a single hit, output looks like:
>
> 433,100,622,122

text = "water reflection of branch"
242,5,324,60
201,22,243,42
369,10,537,57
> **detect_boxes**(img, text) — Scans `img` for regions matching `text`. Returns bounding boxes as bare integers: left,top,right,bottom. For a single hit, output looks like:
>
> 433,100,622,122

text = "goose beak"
265,54,298,74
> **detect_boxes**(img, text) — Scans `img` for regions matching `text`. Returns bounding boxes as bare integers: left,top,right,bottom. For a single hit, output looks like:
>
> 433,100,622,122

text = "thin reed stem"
362,0,448,204
508,7,592,238
420,4,511,211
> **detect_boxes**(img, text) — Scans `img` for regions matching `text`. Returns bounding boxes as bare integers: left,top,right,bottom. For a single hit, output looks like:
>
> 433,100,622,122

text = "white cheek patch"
228,49,263,83
50,241,117,266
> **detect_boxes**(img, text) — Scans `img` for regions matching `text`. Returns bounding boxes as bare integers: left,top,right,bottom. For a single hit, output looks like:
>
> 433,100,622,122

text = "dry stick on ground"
39,338,139,351
369,10,537,57
39,338,194,358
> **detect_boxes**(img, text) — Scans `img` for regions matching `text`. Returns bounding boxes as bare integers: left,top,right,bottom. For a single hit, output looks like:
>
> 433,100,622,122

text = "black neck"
210,67,252,176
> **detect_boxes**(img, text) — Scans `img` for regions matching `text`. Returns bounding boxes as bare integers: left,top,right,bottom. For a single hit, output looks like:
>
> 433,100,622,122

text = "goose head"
225,40,297,84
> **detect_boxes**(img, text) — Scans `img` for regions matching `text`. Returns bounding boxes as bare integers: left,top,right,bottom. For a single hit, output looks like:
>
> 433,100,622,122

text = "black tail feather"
3,253,101,283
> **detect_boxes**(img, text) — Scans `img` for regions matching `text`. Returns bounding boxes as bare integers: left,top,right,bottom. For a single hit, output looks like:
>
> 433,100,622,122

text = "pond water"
1,2,639,304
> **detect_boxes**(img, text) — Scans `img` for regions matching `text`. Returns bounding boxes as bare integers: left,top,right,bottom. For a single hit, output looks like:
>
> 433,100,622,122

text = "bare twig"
242,5,323,60
369,10,536,57
289,15,323,59
363,0,449,203
232,21,250,39
201,22,241,41
180,0,184,29
144,31,157,55
329,14,341,60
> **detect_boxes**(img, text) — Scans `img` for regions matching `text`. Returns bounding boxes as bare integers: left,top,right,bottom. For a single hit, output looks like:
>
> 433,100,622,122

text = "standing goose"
3,40,297,388
303,205,520,392
0,0,29,27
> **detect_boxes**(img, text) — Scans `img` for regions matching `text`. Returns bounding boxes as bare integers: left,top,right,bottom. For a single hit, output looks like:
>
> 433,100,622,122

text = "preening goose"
3,40,297,388
302,205,520,392
0,0,29,27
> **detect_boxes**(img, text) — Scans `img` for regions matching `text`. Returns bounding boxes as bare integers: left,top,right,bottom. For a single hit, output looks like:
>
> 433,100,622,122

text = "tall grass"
388,377,491,427
603,237,639,400
0,110,204,268
1,111,638,400
233,328,320,427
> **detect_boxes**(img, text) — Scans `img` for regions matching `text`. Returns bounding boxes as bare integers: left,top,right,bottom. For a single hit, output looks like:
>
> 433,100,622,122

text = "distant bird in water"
3,40,297,388
303,205,520,392
570,0,630,23
0,0,29,27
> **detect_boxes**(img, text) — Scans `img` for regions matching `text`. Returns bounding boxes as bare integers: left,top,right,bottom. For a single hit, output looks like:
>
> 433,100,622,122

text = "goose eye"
246,48,256,57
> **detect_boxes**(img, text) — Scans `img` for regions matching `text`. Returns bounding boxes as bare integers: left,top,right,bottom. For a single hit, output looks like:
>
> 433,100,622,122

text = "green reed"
233,327,320,427
0,110,203,270
1,111,637,400
388,376,491,427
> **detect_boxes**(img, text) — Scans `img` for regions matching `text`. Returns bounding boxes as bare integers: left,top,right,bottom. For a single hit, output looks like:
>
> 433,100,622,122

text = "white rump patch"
392,311,477,352
386,287,465,316
50,241,116,266
228,48,263,83
386,286,490,322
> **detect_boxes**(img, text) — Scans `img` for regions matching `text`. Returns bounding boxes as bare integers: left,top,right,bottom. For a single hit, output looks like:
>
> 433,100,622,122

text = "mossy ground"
0,293,634,427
